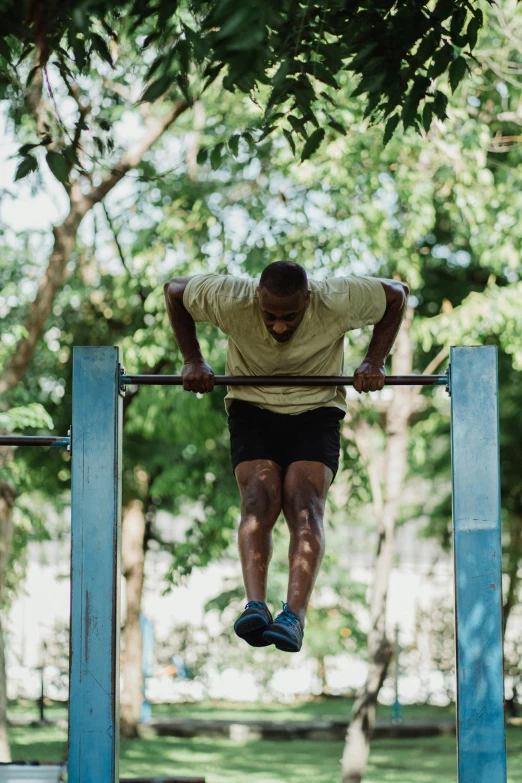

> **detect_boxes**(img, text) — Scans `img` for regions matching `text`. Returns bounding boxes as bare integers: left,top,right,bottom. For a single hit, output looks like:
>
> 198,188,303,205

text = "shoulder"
185,274,256,302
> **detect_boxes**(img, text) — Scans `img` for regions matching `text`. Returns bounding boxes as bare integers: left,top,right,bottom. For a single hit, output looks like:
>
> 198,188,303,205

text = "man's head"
257,261,310,343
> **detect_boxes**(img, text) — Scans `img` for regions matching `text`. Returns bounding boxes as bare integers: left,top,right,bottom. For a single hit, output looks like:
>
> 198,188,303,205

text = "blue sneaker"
234,601,273,647
263,602,303,652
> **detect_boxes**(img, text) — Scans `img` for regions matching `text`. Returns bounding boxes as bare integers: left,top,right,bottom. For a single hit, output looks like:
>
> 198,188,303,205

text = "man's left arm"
353,280,409,394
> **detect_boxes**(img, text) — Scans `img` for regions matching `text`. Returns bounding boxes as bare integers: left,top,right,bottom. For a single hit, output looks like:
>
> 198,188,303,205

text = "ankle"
286,603,305,628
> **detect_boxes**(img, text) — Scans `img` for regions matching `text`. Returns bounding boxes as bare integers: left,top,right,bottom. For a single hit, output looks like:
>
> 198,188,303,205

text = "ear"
304,290,311,308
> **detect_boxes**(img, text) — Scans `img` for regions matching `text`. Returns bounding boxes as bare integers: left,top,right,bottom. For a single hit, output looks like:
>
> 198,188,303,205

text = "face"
257,287,310,342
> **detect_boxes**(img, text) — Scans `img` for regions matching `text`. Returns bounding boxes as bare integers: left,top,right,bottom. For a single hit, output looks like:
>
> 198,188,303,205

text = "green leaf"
466,17,480,50
305,62,339,89
46,150,69,184
241,132,255,149
351,71,386,98
416,30,440,65
141,75,171,103
210,142,224,170
300,128,325,162
449,56,467,92
327,116,346,136
183,24,206,63
433,0,455,21
99,118,111,132
196,148,208,165
283,129,295,155
91,32,113,66
0,37,11,62
72,36,87,72
428,44,455,80
433,90,448,120
422,102,434,132
288,114,308,139
142,31,161,49
450,8,467,38
14,154,38,181
383,114,400,146
93,136,105,154
18,142,40,155
176,39,190,74
228,134,240,157
26,66,39,88
472,9,484,26
402,75,431,128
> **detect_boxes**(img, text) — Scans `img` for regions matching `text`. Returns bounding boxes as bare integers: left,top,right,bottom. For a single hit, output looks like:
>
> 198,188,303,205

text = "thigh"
282,461,333,524
285,407,344,480
235,459,283,523
228,401,286,472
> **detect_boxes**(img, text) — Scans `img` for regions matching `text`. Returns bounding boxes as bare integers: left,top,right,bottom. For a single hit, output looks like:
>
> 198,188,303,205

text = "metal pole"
68,347,123,783
0,436,70,447
392,625,402,724
450,346,507,782
120,373,448,387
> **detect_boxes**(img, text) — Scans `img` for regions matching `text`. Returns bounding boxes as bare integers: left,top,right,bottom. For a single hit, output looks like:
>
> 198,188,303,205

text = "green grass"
7,701,522,782
149,698,456,723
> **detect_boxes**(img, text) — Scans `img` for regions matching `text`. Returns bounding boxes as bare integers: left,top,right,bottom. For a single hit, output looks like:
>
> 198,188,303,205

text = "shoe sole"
234,613,272,647
262,630,301,653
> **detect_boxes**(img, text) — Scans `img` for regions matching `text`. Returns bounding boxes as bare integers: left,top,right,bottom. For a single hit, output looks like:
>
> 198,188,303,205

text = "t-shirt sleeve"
182,274,232,331
333,276,387,332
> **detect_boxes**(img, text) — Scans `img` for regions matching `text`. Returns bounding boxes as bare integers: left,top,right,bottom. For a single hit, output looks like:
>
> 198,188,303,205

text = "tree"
1,1,522,773
0,0,489,168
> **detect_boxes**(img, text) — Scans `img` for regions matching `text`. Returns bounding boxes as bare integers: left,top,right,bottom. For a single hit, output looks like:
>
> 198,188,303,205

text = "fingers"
182,372,215,394
353,374,385,394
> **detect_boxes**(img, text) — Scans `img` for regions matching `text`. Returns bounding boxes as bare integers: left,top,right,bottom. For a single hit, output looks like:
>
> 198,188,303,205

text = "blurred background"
1,1,522,781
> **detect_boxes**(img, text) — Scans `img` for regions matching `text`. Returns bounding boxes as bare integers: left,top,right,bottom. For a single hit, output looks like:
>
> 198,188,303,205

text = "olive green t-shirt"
183,274,386,415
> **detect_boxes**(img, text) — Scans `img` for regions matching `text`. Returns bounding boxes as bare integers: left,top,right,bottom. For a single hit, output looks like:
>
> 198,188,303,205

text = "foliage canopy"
0,0,490,166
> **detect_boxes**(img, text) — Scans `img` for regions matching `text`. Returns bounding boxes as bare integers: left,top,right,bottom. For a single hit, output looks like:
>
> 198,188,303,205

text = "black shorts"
228,400,345,480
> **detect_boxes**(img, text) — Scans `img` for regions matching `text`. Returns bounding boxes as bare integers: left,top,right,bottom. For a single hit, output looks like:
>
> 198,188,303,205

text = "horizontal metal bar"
121,374,448,387
0,436,70,447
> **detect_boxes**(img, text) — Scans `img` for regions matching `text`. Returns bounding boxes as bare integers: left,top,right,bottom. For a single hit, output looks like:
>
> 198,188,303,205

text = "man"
164,261,408,653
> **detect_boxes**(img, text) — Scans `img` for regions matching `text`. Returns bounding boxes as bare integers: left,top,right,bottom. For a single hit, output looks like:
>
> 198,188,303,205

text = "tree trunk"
0,451,16,761
341,308,414,783
0,92,189,749
120,499,146,739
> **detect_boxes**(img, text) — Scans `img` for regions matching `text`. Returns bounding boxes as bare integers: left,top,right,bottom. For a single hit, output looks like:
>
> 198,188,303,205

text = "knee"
284,490,324,532
240,479,280,527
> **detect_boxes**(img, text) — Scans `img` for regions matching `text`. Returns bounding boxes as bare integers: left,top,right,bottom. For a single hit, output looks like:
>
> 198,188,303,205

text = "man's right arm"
163,277,215,393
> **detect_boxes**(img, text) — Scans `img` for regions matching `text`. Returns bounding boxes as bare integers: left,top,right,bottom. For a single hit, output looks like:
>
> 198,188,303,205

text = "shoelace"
276,602,302,633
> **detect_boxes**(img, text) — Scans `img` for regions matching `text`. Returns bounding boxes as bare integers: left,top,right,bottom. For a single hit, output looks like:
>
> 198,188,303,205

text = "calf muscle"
235,460,283,603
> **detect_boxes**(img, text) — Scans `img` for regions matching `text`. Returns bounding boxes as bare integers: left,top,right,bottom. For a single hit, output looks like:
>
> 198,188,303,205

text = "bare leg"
235,460,283,603
282,461,332,626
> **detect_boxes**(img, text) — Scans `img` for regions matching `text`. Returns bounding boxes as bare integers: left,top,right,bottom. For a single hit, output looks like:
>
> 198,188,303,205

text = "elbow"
164,278,184,303
382,280,409,311
399,281,409,304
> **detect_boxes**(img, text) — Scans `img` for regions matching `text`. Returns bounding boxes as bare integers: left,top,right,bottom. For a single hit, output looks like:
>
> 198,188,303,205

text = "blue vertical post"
69,347,123,783
451,345,507,783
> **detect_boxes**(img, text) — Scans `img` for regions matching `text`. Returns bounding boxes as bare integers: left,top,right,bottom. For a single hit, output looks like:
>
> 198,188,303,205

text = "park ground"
7,700,522,782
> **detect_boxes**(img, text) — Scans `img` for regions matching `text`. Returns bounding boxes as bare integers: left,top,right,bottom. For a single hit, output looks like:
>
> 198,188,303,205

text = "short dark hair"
259,261,308,297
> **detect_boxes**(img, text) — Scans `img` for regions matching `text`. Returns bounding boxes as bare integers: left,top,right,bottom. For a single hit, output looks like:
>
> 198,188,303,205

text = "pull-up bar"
0,436,70,447
0,346,507,783
120,373,448,387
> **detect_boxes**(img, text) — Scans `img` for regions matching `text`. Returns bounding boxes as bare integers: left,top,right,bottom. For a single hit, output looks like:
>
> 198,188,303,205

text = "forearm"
164,280,203,363
364,284,408,365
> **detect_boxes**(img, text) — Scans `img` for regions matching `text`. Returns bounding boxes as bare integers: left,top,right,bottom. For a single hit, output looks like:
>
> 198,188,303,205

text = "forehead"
258,288,305,314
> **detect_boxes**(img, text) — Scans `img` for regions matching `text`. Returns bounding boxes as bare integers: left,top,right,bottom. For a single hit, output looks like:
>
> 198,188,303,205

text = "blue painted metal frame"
451,346,507,782
64,344,507,781
69,347,122,783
